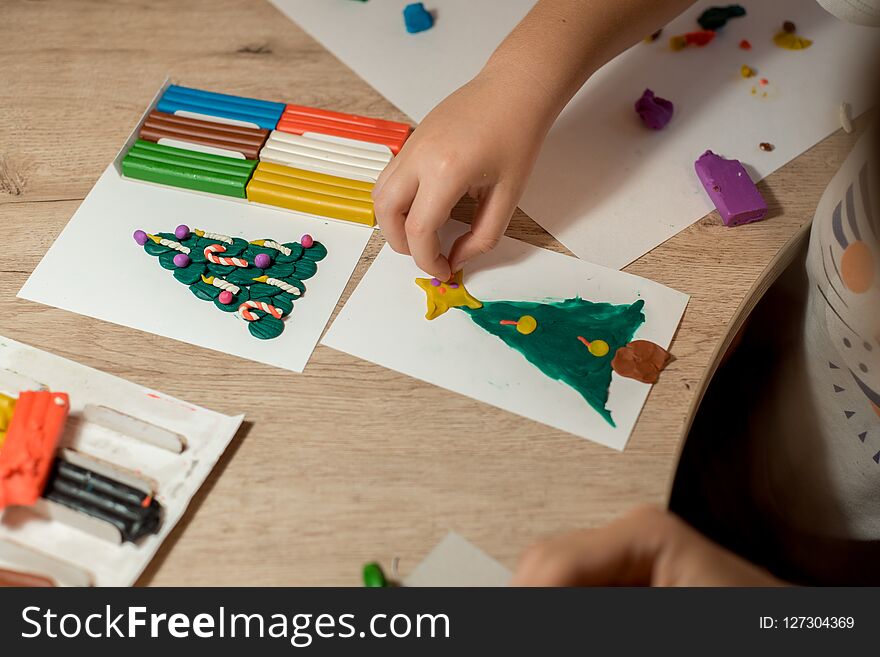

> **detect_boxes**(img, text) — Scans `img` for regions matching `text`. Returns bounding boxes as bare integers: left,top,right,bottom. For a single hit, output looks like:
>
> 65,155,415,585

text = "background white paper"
322,221,689,450
18,166,372,373
273,0,877,268
404,532,511,587
0,335,243,587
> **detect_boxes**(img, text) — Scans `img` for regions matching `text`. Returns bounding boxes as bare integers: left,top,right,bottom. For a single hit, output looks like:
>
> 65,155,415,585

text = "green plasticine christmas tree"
415,272,655,426
134,224,327,340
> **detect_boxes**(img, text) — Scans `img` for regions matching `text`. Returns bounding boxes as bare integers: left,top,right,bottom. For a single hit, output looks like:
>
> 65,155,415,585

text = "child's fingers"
373,169,418,256
405,182,465,280
511,506,670,587
448,186,517,272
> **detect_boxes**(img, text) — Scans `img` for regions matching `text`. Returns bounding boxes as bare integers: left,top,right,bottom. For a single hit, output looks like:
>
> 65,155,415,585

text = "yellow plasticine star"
415,271,483,320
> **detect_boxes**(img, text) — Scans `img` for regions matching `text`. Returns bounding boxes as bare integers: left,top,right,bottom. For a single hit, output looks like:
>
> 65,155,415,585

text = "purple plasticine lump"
635,89,674,130
694,150,767,226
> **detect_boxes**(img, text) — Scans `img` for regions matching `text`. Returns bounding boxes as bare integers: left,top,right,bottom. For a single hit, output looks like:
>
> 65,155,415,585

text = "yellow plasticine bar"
247,162,376,226
0,393,16,449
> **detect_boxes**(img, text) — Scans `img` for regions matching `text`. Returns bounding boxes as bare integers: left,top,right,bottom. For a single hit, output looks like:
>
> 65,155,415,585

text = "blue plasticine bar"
694,150,767,227
157,85,286,130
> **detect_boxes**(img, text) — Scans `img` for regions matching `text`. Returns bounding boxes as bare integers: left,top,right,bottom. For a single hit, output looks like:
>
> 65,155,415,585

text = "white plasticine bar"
58,448,158,495
83,404,187,454
262,138,387,175
259,145,381,183
0,539,94,587
272,130,392,164
158,137,247,160
31,498,124,545
173,109,261,130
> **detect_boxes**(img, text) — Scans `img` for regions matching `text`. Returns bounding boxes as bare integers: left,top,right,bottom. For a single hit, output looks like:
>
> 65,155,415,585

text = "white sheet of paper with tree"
322,222,689,451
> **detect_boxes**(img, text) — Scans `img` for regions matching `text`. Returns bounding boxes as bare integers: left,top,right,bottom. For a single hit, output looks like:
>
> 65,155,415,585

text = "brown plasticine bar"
139,110,270,160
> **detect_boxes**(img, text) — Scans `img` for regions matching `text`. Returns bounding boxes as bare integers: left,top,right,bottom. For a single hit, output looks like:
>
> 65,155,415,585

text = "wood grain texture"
0,0,861,585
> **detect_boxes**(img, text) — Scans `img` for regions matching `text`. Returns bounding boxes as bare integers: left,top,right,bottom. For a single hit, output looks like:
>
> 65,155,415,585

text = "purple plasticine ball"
254,253,272,269
430,278,441,287
635,88,674,130
175,224,191,240
301,234,314,249
218,290,234,305
173,253,191,268
133,230,148,246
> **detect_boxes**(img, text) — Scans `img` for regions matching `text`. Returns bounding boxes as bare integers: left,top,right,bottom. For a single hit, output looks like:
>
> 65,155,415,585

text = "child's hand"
512,506,784,587
372,68,554,280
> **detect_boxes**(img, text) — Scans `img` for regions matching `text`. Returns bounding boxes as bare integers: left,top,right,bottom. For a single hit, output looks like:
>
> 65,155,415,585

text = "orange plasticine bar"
277,104,412,155
0,391,69,509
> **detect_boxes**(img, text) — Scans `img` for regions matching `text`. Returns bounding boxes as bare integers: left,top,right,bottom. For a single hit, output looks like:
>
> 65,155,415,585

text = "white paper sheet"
322,221,689,450
18,165,372,373
0,335,244,586
405,532,511,587
273,0,877,268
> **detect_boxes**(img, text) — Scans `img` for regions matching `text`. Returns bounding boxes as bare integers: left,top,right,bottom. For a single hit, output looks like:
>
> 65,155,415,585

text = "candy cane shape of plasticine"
201,275,241,295
252,275,301,297
148,234,190,254
250,239,292,257
204,244,249,267
194,229,233,244
238,300,283,321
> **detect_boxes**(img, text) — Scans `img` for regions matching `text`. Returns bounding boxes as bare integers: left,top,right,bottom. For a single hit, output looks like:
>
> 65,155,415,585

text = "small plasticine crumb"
759,78,769,86
740,64,756,78
611,340,672,384
697,5,746,31
774,30,812,50
670,30,716,51
783,20,796,34
634,89,674,130
739,39,752,50
645,29,663,43
403,3,434,34
759,142,775,152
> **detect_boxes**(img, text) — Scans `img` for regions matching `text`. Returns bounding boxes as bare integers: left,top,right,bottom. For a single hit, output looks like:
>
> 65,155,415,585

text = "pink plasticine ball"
133,230,148,246
254,253,271,269
173,253,191,268
301,234,314,248
175,224,191,240
219,291,234,305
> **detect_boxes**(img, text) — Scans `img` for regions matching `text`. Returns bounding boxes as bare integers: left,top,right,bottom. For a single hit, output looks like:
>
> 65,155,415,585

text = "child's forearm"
482,0,696,126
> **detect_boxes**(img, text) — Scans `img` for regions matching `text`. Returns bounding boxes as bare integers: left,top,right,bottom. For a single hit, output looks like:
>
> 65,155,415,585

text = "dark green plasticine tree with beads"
134,224,327,340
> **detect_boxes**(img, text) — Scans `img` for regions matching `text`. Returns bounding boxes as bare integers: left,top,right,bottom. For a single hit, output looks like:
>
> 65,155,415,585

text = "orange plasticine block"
0,391,69,509
277,104,412,155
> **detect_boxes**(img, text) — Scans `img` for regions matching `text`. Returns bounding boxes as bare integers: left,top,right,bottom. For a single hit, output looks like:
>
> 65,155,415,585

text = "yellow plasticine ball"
516,315,537,335
589,340,610,357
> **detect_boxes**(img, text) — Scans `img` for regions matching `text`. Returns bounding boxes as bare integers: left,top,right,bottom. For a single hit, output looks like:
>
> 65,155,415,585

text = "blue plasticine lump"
404,3,434,34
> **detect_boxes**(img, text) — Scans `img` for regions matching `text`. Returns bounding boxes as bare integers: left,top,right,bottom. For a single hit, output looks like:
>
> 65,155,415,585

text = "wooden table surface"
0,0,861,585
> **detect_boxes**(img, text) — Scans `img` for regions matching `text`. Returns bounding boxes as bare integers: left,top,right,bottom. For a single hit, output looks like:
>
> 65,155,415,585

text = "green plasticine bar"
122,140,257,198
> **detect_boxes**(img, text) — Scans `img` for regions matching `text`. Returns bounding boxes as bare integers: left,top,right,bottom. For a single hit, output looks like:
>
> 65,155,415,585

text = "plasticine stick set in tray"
121,84,412,227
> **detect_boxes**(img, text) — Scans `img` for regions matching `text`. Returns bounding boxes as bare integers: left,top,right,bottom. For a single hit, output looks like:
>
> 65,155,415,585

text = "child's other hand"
372,68,552,280
512,506,784,587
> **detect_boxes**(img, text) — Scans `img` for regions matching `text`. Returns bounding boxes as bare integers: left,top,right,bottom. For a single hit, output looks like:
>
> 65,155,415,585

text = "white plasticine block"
274,130,392,163
0,539,94,587
262,135,387,176
174,110,261,130
83,404,187,454
158,137,247,160
31,499,124,545
58,448,157,496
302,131,394,157
259,145,380,183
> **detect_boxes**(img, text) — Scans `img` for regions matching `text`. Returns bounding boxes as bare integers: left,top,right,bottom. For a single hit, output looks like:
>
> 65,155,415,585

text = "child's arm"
373,0,696,279
511,506,784,586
